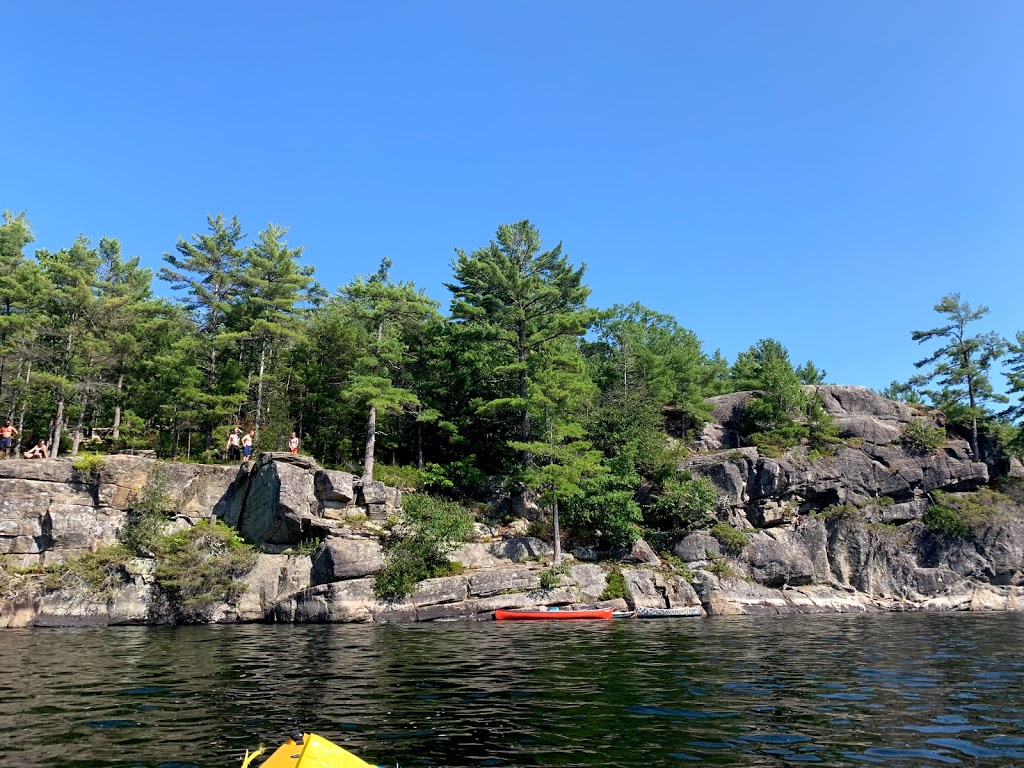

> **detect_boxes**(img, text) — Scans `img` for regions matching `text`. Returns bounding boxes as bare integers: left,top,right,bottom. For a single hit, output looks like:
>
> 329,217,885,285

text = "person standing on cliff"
226,427,241,462
242,430,254,462
288,432,299,454
0,420,18,459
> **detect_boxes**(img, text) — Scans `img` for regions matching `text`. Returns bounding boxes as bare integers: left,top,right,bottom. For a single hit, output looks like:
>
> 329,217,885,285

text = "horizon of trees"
2,209,1023,547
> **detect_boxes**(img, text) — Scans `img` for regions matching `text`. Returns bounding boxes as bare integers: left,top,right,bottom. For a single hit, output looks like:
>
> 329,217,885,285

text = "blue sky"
4,3,1022,392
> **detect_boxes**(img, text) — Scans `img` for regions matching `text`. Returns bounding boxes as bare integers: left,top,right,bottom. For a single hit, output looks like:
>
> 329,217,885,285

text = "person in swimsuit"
0,420,18,459
23,439,48,459
242,431,254,462
288,432,299,454
226,427,241,462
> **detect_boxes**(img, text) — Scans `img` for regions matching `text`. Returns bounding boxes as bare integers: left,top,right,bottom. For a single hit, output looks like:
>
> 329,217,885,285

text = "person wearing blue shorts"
242,431,254,461
0,420,18,459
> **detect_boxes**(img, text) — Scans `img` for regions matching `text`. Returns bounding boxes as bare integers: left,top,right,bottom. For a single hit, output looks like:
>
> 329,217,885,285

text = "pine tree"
339,258,439,479
159,214,247,448
238,223,321,443
910,293,1007,459
448,220,595,473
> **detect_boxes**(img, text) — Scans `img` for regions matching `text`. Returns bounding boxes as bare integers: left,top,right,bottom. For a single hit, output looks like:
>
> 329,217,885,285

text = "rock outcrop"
2,385,1023,626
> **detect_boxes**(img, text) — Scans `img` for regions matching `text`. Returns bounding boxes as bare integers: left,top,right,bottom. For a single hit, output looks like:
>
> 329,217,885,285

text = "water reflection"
1,613,1023,766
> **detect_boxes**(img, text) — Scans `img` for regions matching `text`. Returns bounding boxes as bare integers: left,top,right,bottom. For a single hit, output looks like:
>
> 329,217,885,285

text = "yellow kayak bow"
245,732,385,768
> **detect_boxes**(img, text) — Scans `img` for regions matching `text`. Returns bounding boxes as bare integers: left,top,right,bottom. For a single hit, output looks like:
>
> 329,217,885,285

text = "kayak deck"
494,608,613,621
253,733,381,768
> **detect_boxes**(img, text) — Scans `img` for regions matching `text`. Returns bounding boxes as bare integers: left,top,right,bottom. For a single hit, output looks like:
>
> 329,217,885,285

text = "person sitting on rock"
23,439,48,459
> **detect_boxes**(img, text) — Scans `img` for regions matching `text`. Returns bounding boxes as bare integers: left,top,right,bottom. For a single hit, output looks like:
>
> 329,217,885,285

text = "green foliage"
153,520,258,623
294,537,322,556
814,503,860,522
599,566,629,601
708,559,735,579
923,503,970,538
71,452,106,484
882,380,924,404
41,545,133,599
373,463,425,491
649,472,718,531
539,561,570,589
900,419,945,452
421,456,488,498
805,392,841,453
562,453,643,548
373,493,474,600
120,468,175,556
910,293,1008,459
658,551,696,581
710,522,748,554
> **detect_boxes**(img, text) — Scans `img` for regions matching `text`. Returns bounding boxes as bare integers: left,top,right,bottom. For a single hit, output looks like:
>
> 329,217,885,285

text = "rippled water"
2,613,1023,767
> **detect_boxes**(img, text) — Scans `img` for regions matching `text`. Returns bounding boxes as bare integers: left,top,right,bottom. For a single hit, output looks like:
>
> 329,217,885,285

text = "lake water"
2,613,1023,767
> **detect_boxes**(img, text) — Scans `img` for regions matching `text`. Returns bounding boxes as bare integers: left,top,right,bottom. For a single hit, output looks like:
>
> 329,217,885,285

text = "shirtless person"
23,439,48,459
242,431,254,462
0,420,18,459
226,427,241,462
288,432,299,454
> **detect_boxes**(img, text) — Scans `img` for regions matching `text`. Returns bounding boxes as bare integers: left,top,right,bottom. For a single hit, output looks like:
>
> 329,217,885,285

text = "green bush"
923,504,970,538
120,469,175,556
71,453,106,485
649,473,718,530
42,545,133,599
708,559,735,579
599,566,629,601
901,420,945,452
710,522,748,554
422,456,488,498
373,464,425,491
153,521,258,623
373,493,474,600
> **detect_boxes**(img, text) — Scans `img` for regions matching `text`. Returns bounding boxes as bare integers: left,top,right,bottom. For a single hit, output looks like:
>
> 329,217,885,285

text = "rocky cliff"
1,385,1022,626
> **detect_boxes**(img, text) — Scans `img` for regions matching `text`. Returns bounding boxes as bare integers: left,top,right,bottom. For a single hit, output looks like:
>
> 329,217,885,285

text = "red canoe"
494,608,614,621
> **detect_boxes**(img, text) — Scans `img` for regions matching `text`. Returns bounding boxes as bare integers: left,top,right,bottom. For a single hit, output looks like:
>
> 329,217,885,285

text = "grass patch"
599,565,629,601
710,522,748,554
71,453,106,485
708,559,735,579
540,561,570,590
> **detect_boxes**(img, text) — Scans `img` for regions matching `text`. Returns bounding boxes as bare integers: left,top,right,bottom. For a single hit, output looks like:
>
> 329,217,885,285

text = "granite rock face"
3,385,1024,625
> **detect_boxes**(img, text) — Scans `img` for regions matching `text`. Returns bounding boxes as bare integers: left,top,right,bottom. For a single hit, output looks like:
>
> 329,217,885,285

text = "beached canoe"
243,732,385,768
494,608,614,621
635,605,702,618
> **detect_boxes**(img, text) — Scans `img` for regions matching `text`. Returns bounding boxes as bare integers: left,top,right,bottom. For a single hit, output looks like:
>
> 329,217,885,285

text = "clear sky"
4,3,1022,392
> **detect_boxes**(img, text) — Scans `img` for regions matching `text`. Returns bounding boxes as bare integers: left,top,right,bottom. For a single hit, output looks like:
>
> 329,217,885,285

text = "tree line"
2,210,1022,554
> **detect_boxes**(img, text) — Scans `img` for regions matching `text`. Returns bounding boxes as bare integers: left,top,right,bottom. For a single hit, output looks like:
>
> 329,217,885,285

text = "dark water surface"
2,613,1023,767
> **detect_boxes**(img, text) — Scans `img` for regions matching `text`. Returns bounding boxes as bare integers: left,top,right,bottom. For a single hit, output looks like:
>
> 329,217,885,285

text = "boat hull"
494,608,613,621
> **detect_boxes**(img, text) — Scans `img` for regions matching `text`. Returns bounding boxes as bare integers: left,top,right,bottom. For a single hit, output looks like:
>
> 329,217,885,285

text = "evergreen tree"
910,293,1008,459
159,214,247,448
238,223,321,443
448,220,595,472
339,258,439,479
511,340,604,564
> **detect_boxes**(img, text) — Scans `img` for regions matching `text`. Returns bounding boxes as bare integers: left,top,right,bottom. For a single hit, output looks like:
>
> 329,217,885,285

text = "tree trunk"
71,392,88,456
51,396,65,459
14,361,30,455
518,323,532,468
254,339,267,439
112,372,125,440
363,403,377,481
552,495,562,566
416,418,424,470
